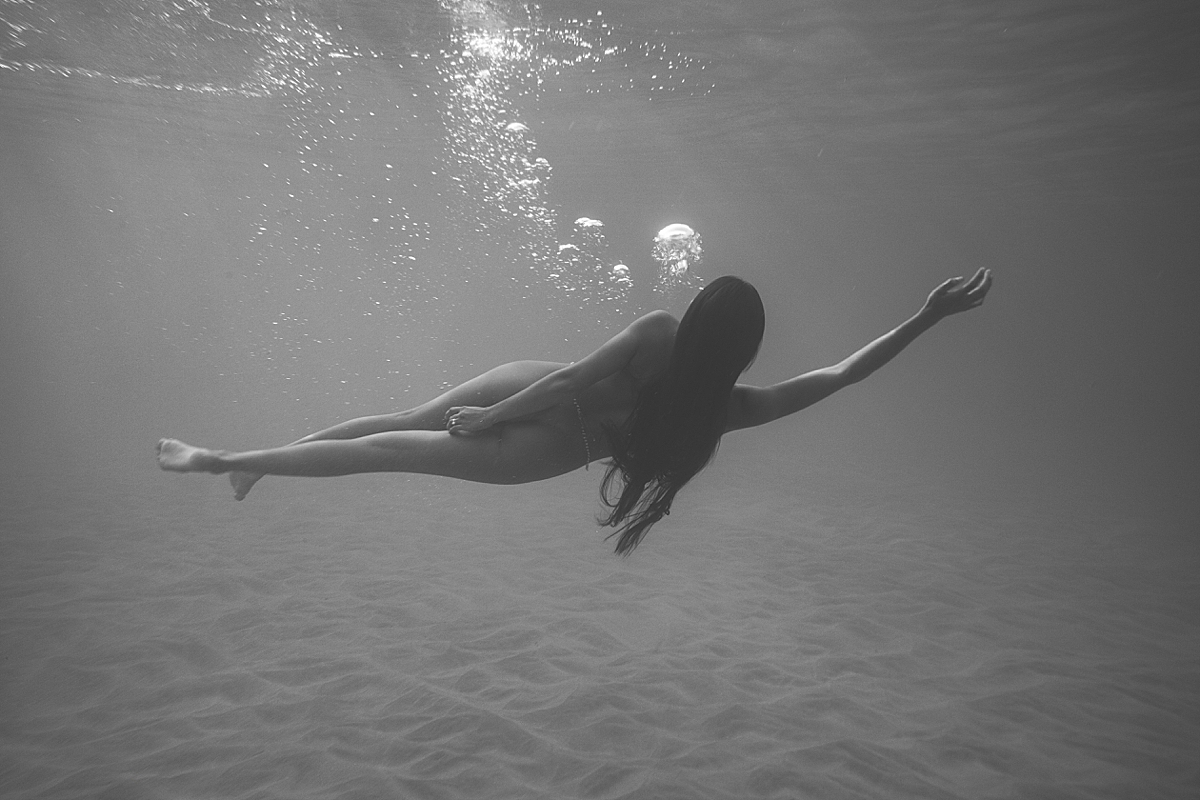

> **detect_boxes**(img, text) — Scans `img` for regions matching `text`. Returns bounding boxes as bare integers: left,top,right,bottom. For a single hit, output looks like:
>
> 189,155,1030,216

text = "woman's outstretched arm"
727,269,992,431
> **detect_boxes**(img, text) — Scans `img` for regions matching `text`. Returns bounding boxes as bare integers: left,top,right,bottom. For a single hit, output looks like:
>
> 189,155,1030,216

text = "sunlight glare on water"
0,0,335,97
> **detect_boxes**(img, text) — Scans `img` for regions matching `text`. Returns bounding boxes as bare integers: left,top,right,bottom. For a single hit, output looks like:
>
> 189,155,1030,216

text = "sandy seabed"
1,464,1197,800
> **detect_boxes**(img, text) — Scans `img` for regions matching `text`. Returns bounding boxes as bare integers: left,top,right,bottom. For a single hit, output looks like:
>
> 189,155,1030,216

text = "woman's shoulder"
627,310,678,351
625,310,677,381
632,309,679,335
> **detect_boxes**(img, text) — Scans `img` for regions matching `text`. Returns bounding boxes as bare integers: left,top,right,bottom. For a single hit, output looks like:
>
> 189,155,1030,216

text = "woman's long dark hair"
600,276,765,554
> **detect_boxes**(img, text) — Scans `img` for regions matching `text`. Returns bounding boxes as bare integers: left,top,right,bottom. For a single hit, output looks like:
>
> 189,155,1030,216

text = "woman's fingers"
953,269,992,312
935,276,963,295
445,405,491,435
968,269,992,299
925,268,992,316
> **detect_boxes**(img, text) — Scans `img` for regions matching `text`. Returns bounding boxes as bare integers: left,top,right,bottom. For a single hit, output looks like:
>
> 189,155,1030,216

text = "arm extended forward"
728,269,992,431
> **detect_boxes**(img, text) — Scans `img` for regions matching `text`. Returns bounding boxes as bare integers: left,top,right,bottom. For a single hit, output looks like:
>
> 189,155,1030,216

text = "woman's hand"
922,268,993,320
444,406,495,436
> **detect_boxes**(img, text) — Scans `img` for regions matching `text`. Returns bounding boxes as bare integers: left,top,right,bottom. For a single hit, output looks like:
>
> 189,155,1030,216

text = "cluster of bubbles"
434,10,560,282
550,217,633,303
653,223,703,278
651,223,705,306
427,1,715,320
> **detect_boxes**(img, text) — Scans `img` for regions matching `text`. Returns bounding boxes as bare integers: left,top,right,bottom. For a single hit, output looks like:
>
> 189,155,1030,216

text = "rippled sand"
1,463,1196,799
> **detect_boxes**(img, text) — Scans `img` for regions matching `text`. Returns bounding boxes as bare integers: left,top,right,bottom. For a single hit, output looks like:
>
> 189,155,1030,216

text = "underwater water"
2,1,1199,798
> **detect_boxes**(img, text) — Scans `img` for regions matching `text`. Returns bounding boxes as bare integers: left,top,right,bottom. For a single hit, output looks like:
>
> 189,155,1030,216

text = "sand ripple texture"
1,468,1197,799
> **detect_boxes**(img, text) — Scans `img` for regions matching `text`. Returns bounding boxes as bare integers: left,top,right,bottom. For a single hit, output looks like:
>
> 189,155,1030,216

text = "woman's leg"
227,410,427,500
163,361,578,490
158,410,584,486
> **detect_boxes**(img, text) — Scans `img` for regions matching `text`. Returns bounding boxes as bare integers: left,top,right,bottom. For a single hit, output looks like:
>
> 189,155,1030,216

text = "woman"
158,269,992,553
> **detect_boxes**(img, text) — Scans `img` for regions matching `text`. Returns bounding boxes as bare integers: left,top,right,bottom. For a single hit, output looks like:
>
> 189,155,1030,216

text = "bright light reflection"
437,1,631,309
652,223,705,306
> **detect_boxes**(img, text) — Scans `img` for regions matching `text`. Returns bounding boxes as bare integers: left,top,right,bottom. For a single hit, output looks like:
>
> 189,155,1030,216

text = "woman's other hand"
444,406,494,435
922,268,993,320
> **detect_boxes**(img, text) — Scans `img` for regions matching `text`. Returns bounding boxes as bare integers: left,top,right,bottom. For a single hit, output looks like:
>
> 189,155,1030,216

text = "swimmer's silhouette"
158,271,992,553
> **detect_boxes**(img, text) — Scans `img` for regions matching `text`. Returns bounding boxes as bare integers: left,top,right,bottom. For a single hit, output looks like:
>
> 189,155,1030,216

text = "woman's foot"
156,439,223,473
229,471,263,500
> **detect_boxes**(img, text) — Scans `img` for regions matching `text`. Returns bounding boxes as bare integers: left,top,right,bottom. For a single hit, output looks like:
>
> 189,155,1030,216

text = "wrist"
914,305,943,327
